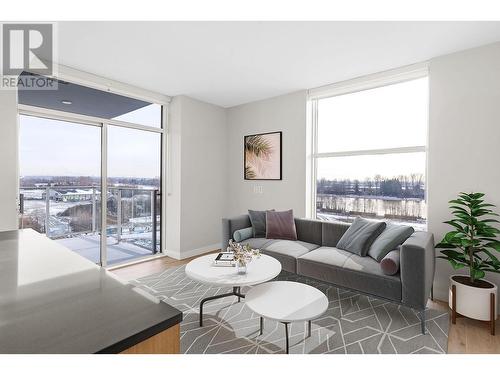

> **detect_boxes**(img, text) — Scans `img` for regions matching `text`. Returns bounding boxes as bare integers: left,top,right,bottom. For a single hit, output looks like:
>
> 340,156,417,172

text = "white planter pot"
449,275,497,321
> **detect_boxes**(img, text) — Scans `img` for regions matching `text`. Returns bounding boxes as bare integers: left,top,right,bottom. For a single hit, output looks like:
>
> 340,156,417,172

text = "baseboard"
165,243,220,260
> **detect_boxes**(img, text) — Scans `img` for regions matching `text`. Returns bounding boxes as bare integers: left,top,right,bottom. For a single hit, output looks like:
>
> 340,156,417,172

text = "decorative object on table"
227,239,256,274
436,192,500,335
244,131,282,180
213,252,235,267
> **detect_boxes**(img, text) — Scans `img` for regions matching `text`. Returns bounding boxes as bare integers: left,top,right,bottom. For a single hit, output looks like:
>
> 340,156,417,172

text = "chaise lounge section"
222,214,435,333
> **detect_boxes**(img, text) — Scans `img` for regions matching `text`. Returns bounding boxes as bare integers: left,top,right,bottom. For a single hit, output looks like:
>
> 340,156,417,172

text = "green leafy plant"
436,192,500,285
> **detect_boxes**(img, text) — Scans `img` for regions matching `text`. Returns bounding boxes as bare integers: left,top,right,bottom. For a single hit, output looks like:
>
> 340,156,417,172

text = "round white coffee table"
245,281,328,354
185,253,281,326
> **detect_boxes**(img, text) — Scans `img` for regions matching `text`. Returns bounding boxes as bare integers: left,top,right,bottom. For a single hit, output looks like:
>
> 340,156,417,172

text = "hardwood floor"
110,256,190,280
110,254,500,354
110,251,218,280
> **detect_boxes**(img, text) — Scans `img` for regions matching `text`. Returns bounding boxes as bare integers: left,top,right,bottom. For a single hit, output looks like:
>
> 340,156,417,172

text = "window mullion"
314,146,425,159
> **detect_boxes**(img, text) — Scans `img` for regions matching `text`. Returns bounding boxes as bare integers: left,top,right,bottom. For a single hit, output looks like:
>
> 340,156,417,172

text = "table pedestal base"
259,318,312,354
199,286,244,327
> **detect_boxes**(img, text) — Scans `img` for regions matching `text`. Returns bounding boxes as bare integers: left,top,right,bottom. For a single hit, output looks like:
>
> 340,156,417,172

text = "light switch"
253,185,263,194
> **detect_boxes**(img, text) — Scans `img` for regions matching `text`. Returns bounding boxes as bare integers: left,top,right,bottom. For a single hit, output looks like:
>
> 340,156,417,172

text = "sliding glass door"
19,115,103,262
105,125,161,265
18,75,165,267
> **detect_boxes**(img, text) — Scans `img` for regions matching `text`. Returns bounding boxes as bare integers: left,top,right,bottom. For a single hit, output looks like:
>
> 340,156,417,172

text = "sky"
19,114,160,178
316,77,428,180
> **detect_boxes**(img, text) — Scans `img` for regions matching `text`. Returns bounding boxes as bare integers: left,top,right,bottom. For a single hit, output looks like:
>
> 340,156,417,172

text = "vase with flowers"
227,240,258,274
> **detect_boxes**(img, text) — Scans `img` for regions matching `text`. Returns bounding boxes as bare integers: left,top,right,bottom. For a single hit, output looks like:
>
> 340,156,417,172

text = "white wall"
165,97,183,256
428,42,500,304
0,90,19,231
226,91,308,218
166,95,227,259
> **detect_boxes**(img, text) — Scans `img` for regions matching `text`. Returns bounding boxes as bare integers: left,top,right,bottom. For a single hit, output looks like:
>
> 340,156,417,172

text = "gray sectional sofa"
222,215,435,334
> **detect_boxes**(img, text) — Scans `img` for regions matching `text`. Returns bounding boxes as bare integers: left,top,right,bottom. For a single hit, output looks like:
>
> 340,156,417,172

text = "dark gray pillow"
336,217,386,256
266,209,297,241
380,248,400,275
248,209,274,238
368,223,414,262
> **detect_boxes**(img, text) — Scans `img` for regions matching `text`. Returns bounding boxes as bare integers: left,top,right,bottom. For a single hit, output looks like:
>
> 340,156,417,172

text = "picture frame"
244,131,282,180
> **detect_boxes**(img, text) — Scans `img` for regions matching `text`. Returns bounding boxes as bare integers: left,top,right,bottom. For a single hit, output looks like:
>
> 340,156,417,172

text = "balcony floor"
56,234,153,265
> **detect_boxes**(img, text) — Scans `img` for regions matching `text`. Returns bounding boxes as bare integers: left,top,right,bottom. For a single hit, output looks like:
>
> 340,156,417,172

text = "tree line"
317,174,425,199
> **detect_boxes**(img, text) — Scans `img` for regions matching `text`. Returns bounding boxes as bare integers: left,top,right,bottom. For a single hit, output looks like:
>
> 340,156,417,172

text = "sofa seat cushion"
260,240,319,273
240,238,275,249
297,247,401,302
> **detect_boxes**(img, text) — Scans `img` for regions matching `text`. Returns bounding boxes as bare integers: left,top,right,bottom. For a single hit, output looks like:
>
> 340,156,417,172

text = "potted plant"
436,192,500,334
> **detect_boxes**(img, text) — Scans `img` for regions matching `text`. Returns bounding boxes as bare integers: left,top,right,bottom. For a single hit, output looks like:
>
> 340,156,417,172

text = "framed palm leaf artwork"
244,131,282,180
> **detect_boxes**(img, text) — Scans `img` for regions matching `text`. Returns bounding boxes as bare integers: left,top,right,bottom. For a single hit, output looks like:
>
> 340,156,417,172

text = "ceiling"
53,21,500,108
19,73,151,118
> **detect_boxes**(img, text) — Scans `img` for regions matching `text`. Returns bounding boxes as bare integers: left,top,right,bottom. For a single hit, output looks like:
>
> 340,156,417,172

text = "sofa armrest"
400,231,435,310
221,214,252,250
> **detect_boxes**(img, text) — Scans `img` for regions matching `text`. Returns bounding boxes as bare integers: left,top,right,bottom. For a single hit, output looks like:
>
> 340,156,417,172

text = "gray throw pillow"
380,248,400,275
368,223,414,262
336,217,386,256
233,227,253,242
265,209,298,241
248,209,273,238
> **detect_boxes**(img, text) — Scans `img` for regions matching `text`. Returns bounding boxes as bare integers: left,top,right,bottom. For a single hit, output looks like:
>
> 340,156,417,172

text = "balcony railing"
19,185,161,254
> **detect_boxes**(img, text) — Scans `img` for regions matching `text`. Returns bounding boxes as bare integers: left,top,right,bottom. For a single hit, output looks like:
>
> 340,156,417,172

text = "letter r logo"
2,23,53,75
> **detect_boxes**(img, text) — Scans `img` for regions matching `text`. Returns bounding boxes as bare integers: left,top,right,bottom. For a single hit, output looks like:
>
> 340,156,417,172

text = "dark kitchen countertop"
0,229,182,354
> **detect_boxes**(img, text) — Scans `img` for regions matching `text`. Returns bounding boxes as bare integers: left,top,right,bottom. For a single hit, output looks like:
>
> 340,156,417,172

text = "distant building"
41,189,101,202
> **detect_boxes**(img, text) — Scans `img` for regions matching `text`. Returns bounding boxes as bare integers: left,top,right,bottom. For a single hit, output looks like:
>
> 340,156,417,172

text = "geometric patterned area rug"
131,265,449,354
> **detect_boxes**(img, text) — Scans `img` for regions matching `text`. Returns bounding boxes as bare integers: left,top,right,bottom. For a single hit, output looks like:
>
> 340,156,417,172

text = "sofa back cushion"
336,217,386,256
266,209,298,241
295,218,323,245
321,221,350,247
248,209,273,238
368,223,414,262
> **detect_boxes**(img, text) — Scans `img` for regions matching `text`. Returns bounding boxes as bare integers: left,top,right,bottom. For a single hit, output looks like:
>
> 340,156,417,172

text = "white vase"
449,275,497,321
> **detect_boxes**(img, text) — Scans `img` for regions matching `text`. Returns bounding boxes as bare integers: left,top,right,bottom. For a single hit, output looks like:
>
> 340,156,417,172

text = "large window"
312,75,428,229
